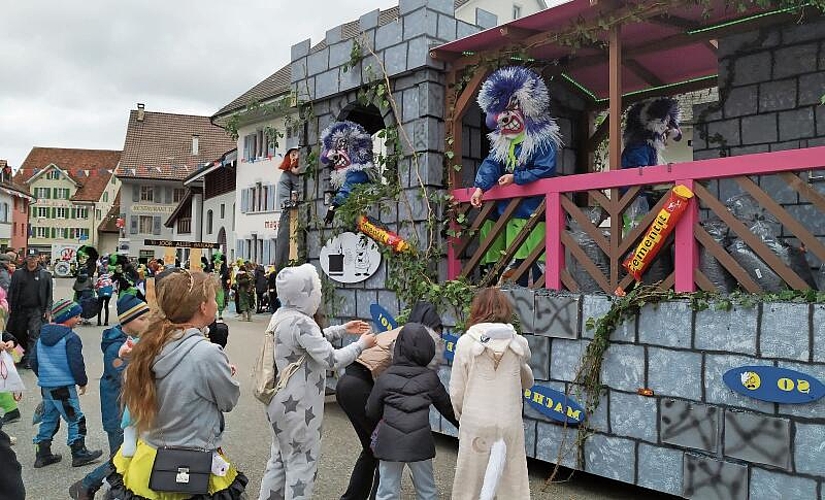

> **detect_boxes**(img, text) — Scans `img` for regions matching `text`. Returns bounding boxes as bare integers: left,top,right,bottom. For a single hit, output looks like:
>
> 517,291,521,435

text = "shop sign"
723,365,825,404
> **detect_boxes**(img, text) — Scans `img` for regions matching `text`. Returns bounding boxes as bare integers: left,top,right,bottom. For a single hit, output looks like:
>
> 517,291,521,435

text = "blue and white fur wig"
477,66,562,168
319,120,376,189
623,97,682,156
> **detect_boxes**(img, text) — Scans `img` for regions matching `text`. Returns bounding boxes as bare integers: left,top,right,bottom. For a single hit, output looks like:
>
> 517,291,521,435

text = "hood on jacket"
408,301,442,332
276,263,322,316
465,322,527,358
152,329,207,379
40,324,74,347
101,325,127,352
393,323,435,368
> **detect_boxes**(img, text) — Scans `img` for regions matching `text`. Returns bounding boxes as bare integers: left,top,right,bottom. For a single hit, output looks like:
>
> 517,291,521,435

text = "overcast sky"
0,0,395,169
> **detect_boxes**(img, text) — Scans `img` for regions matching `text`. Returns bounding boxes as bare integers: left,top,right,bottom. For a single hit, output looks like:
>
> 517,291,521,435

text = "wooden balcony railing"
447,146,825,293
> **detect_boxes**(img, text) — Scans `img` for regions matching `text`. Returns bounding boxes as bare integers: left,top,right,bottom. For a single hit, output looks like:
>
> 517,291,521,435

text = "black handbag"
149,446,212,495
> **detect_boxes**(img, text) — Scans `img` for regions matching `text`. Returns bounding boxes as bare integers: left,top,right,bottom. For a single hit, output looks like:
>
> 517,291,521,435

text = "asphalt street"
5,278,672,499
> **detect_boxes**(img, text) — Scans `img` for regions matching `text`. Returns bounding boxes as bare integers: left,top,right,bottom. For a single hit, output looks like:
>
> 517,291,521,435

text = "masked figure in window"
470,66,562,286
320,121,377,225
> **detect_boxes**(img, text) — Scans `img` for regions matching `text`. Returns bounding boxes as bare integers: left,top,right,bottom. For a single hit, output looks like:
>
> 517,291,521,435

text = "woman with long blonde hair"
107,270,246,500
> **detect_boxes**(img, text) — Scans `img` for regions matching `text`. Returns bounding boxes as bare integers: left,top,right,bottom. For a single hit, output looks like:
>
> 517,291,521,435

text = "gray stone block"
783,17,825,44
694,303,758,355
428,0,455,16
799,72,825,106
749,468,818,500
724,410,790,469
549,338,586,382
760,79,798,113
533,294,580,339
377,290,399,317
307,48,329,77
325,25,343,45
339,63,362,93
705,353,774,412
456,20,479,39
723,85,758,118
535,421,578,468
407,36,436,70
398,0,426,15
524,419,537,458
730,144,770,156
637,443,684,496
359,9,380,30
315,69,339,100
693,102,722,123
760,302,810,361
437,13,457,41
718,29,780,58
683,454,748,500
638,301,693,349
814,305,825,363
403,7,437,39
706,119,742,148
758,174,797,204
383,43,408,75
503,287,535,333
524,334,550,380
741,114,778,145
733,52,772,86
661,399,720,453
787,203,825,238
475,8,497,29
356,289,378,321
584,434,635,484
581,295,635,341
328,41,353,69
291,39,311,61
375,20,402,51
601,344,645,393
338,288,357,318
648,348,703,400
419,81,444,118
522,380,566,423
363,259,387,289
793,422,825,476
291,59,308,83
774,43,818,79
609,391,657,442
402,88,419,123
414,151,444,187
779,107,815,141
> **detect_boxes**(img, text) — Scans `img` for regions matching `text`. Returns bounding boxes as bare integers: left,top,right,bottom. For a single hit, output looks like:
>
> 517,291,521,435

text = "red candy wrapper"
622,185,694,282
356,215,411,253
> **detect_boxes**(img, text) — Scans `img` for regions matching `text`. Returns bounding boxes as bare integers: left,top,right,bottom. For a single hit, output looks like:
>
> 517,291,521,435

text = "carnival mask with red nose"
325,137,352,171
487,95,525,136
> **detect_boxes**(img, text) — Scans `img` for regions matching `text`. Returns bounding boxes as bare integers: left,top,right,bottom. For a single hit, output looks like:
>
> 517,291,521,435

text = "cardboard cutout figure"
320,121,377,225
471,66,562,285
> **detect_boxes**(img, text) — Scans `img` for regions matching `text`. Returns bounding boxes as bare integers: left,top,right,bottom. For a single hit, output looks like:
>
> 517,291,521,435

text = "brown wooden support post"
608,25,622,171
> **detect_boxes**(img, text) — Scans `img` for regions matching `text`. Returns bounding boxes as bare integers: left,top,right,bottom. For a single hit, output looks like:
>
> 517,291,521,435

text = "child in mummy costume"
258,264,376,500
470,66,562,286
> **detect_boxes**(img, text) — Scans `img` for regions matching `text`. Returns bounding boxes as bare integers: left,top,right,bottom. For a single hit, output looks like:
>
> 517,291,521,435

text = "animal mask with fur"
320,120,376,189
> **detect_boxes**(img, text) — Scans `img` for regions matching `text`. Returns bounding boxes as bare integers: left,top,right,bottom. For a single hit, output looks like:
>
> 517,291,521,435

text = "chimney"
192,134,199,155
137,103,145,122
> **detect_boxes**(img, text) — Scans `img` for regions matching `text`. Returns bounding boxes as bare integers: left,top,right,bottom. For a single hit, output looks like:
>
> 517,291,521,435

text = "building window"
139,215,154,234
178,218,192,234
54,188,71,200
513,4,522,19
72,207,88,219
220,203,225,219
96,209,101,220
55,207,69,219
33,227,49,238
140,186,154,202
45,170,61,180
206,210,213,234
103,192,109,202
173,188,186,203
0,203,7,222
34,187,51,199
54,227,68,239
36,207,49,218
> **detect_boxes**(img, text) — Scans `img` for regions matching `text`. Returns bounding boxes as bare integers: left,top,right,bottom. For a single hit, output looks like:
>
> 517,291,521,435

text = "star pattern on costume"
304,363,312,381
285,351,303,364
325,352,336,367
315,374,326,393
304,406,315,426
267,487,285,500
304,449,315,463
290,479,307,498
283,395,300,414
271,420,282,435
290,438,302,452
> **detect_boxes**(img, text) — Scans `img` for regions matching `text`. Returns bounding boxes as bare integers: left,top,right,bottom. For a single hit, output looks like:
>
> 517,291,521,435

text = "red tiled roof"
98,189,122,233
14,147,121,202
116,110,236,181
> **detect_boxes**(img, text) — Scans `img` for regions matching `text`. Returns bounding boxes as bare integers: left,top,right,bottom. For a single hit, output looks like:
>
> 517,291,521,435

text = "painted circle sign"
723,365,825,404
320,232,381,284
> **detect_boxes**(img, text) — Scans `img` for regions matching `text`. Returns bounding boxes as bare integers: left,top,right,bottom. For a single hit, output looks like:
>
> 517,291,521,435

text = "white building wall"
455,0,554,25
234,114,292,266
0,191,13,244
202,191,235,260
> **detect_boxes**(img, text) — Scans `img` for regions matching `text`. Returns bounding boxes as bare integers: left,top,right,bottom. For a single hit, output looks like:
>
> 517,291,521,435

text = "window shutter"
263,239,270,266
267,185,275,211
242,189,249,213
132,185,140,202
51,207,55,218
51,227,56,238
131,216,138,234
153,216,162,235
165,187,173,204
154,185,162,204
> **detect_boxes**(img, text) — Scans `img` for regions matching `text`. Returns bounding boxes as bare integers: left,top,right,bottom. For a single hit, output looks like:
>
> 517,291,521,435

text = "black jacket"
366,323,458,462
8,265,53,314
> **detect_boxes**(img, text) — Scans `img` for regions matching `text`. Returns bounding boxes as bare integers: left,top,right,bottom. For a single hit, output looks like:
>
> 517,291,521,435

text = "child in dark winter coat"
30,298,103,469
366,323,459,500
69,295,151,499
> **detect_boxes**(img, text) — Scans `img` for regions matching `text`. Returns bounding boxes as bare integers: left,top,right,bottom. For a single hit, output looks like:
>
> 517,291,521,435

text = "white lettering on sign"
132,204,175,214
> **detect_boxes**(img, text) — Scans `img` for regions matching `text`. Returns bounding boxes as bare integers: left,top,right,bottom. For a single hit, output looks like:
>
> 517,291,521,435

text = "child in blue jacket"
30,298,103,469
69,294,150,499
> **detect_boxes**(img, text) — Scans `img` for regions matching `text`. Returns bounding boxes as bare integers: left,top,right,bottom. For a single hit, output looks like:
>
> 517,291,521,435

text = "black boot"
69,479,96,499
34,440,63,468
70,439,103,467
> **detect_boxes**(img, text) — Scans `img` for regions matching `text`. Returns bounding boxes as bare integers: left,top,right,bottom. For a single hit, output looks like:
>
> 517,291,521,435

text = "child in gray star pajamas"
259,263,376,500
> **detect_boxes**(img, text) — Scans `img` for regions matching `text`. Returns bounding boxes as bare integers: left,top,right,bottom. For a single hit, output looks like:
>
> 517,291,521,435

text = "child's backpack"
208,320,229,349
97,274,114,299
252,314,305,405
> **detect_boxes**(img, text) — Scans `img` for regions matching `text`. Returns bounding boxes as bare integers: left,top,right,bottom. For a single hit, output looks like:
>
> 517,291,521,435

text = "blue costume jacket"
100,325,128,433
621,142,657,169
332,170,371,208
473,141,557,218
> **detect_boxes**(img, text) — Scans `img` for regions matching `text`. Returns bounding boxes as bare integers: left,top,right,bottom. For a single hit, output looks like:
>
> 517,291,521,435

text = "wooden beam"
624,58,665,87
608,25,622,171
648,14,700,31
587,114,609,152
454,68,490,123
499,26,540,40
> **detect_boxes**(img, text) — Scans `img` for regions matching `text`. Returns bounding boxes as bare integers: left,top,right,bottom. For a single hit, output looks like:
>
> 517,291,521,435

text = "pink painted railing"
448,146,825,292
